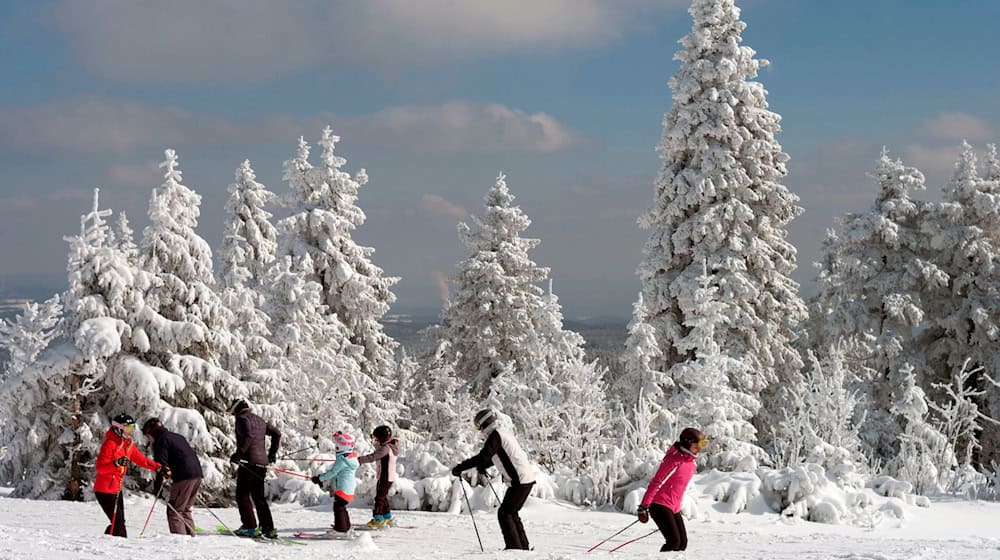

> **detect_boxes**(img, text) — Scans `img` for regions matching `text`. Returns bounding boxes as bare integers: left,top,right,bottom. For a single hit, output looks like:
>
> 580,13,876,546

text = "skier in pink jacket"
637,427,709,552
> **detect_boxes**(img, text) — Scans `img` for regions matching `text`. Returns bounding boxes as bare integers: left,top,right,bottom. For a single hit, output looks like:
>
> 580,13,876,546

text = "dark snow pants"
498,482,534,550
167,477,202,535
373,480,393,517
650,503,687,551
236,465,274,531
96,490,127,537
332,495,351,532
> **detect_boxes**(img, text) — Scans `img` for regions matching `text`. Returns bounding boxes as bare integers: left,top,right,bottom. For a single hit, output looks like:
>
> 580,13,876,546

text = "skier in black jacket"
228,399,281,538
452,409,536,550
141,418,203,536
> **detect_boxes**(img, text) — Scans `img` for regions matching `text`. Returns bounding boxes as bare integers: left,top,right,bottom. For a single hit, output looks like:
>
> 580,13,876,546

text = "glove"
267,451,277,465
637,506,649,524
158,465,172,479
113,456,128,468
476,471,491,487
451,466,463,477
311,475,322,486
229,452,241,465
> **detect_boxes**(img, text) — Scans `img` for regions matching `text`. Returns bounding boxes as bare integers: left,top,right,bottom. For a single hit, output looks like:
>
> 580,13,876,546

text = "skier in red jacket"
637,427,709,552
94,414,163,537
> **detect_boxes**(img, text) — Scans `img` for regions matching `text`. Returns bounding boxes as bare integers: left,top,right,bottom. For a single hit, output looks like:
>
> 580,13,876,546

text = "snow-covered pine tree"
1,189,139,499
636,0,806,453
218,159,290,423
138,150,248,496
889,363,954,494
279,129,400,430
812,150,945,462
923,143,1000,466
264,255,363,436
0,295,62,384
618,293,675,446
442,173,549,398
406,336,464,438
114,211,139,265
927,359,999,475
668,267,762,469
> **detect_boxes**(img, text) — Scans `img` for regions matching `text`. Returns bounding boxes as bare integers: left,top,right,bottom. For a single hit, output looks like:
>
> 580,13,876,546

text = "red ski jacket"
640,446,697,513
94,429,160,494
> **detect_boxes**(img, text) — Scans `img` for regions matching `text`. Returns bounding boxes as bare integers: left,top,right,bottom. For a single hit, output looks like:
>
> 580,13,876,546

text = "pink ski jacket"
639,446,697,513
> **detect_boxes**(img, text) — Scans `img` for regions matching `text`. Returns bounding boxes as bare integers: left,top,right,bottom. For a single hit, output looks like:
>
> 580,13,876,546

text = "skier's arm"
640,452,679,508
454,431,501,473
235,415,251,455
265,422,281,460
358,444,388,465
127,443,161,472
95,439,119,471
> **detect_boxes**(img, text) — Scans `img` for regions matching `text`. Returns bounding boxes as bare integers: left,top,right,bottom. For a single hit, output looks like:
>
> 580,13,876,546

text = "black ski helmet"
372,425,392,443
678,427,706,448
473,409,496,430
230,399,249,415
111,413,136,438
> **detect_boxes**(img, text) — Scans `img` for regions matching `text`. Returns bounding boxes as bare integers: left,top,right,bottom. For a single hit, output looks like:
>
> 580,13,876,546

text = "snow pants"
650,503,687,551
332,495,351,532
167,477,202,536
373,480,393,517
498,482,534,550
96,490,127,537
236,465,274,531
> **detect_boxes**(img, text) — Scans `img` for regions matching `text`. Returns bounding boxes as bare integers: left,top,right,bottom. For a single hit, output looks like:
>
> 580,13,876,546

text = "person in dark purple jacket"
141,417,204,536
228,399,282,538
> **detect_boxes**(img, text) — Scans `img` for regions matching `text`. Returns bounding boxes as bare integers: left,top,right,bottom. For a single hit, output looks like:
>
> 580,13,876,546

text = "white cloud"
52,0,683,85
902,144,963,179
0,97,584,156
919,112,994,142
419,194,467,222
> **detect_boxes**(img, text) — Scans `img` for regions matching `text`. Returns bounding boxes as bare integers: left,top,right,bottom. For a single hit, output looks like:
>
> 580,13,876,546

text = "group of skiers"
95,401,708,552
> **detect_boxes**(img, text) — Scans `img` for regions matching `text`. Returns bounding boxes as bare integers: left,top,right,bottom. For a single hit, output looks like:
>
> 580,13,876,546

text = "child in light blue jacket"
311,431,360,534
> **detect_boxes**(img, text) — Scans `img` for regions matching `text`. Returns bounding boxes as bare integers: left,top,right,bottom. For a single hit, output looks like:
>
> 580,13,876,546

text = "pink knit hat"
333,431,355,452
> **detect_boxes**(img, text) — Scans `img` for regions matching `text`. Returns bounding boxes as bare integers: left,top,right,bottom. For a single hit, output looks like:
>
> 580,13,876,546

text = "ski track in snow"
1,490,1000,560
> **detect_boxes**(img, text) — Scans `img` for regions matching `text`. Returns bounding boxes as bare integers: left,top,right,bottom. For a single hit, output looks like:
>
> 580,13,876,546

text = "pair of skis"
214,525,306,545
294,523,416,540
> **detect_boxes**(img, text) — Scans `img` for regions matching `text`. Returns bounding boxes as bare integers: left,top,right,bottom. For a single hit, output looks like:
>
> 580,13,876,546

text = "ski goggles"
696,437,711,450
113,421,136,436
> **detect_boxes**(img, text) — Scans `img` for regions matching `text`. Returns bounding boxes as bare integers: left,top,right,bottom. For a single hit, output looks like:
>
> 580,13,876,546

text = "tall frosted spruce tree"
279,129,400,431
634,0,806,454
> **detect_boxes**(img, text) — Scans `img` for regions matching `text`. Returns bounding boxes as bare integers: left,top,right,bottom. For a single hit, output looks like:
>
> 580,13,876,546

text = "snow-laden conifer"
442,174,549,398
279,129,400,430
618,293,674,445
635,0,806,450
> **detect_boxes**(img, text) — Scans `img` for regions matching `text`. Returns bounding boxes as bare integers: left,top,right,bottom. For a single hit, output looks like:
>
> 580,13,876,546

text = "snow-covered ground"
2,487,999,560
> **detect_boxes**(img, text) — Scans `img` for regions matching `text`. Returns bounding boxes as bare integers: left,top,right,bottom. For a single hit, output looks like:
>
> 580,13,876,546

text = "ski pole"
239,460,311,479
108,462,128,537
279,446,315,460
139,482,166,537
586,519,638,552
458,477,484,552
608,529,658,552
197,496,237,536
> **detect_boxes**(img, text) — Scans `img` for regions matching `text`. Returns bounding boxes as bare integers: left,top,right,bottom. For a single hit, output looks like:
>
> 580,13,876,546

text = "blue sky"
1,0,998,318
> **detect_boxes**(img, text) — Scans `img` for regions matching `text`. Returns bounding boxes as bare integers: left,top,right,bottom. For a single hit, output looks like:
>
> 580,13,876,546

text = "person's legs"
96,491,127,537
249,466,274,531
674,510,688,551
497,484,533,550
333,496,351,532
649,504,681,551
168,478,201,535
373,480,392,518
235,467,258,529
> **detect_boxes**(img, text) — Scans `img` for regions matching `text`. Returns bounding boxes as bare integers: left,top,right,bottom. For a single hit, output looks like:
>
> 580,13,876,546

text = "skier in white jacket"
452,409,535,550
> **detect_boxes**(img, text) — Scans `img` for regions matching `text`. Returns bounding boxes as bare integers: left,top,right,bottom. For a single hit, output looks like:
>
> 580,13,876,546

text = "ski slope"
2,488,999,559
